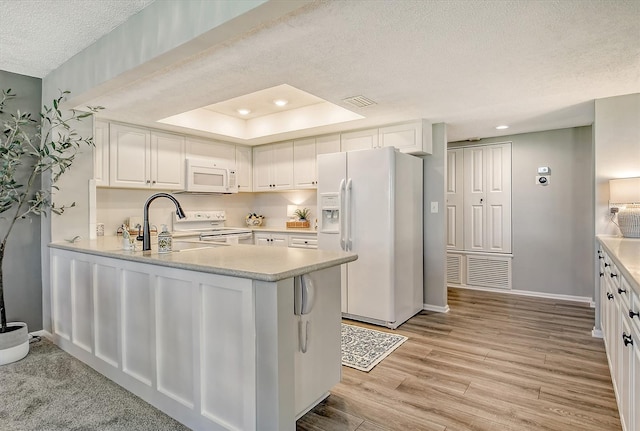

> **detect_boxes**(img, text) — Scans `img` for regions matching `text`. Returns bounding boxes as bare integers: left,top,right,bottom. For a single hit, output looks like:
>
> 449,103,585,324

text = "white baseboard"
449,284,593,304
591,328,603,339
422,303,450,313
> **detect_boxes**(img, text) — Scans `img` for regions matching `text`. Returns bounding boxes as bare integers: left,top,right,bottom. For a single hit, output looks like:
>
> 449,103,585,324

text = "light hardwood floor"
297,288,621,431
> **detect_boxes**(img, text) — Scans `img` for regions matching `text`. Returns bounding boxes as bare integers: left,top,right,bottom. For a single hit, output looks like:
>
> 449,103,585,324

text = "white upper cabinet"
109,123,185,190
340,120,432,155
341,128,378,152
150,131,186,189
315,134,341,156
185,137,236,167
293,134,340,189
293,138,317,189
93,120,110,187
235,145,252,192
253,142,293,191
379,120,432,155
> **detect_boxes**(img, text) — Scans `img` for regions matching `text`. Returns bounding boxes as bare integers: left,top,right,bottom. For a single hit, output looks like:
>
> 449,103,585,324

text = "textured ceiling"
0,0,155,78
2,0,639,143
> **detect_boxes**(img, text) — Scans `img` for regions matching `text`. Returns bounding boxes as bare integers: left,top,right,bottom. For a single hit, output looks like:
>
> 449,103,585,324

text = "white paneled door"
463,143,511,254
446,148,464,250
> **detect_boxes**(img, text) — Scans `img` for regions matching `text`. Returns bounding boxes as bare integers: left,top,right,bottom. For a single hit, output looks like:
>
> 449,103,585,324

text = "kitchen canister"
96,223,105,236
158,225,172,253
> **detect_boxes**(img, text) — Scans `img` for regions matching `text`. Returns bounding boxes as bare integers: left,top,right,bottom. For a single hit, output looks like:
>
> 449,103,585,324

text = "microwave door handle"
224,169,229,191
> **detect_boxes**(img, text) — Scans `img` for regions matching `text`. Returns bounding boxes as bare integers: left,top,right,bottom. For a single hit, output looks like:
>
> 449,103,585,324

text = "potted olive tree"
0,89,99,365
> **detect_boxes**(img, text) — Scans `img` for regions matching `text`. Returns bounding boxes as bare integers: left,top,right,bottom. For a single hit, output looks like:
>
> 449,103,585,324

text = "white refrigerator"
317,146,423,329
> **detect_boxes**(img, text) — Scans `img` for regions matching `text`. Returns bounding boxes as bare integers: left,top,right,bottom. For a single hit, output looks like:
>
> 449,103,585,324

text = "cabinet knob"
600,272,604,277
607,293,614,300
152,180,156,184
146,180,151,184
622,333,633,347
630,310,640,319
618,287,627,294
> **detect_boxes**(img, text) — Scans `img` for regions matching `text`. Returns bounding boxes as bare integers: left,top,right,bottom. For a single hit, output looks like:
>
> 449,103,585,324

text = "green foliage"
0,89,101,331
294,207,310,220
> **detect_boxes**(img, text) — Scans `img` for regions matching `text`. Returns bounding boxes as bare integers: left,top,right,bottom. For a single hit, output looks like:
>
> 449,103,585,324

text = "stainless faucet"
141,193,186,251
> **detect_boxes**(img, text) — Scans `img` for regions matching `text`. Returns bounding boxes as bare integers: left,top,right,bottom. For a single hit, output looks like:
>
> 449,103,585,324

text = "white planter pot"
0,322,29,365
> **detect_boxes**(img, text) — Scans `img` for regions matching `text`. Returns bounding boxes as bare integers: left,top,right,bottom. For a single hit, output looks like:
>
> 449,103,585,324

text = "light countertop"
597,235,640,291
49,236,356,282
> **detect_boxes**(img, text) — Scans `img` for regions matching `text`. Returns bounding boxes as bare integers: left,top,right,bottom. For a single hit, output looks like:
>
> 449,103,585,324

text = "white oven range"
172,210,253,244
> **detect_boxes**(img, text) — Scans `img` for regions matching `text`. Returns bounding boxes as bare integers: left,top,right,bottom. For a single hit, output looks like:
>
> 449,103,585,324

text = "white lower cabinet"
254,232,318,249
254,232,288,247
598,242,640,431
288,234,318,249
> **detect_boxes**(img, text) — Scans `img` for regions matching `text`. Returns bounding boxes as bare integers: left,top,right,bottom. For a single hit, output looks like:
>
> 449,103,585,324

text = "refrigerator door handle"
339,179,346,250
346,178,353,251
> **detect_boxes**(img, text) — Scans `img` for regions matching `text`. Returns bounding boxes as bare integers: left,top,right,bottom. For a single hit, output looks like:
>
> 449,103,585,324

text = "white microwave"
184,158,238,193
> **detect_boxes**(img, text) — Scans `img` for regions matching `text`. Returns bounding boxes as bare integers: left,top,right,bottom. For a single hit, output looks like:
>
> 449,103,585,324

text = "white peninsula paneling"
122,269,153,386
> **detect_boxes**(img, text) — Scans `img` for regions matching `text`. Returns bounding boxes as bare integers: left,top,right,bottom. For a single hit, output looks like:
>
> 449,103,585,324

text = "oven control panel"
173,210,227,231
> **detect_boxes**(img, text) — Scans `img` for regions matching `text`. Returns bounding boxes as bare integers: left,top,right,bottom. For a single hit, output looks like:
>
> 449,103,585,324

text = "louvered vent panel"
342,95,377,108
447,254,462,284
467,256,511,289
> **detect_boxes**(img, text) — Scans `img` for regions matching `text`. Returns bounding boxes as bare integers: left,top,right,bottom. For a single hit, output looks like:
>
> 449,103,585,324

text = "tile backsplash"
96,188,317,234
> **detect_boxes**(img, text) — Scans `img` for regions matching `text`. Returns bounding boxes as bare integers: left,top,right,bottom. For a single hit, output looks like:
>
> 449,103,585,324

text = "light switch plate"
537,166,550,174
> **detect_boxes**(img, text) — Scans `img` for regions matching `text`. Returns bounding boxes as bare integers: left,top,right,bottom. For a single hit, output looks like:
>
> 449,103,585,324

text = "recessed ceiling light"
496,125,509,130
273,99,288,107
237,108,251,115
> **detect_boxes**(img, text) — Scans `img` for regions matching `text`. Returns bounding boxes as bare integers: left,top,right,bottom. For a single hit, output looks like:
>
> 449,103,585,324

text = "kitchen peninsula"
49,237,356,431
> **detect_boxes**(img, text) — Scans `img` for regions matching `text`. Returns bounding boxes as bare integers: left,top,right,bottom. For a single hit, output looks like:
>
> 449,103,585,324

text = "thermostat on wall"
536,175,550,185
537,166,550,174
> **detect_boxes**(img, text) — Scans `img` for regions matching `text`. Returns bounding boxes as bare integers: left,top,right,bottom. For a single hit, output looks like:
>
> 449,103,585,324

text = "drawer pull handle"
618,288,627,294
598,255,604,259
622,333,633,347
604,263,610,267
607,293,614,300
600,272,604,277
610,273,618,278
630,310,640,319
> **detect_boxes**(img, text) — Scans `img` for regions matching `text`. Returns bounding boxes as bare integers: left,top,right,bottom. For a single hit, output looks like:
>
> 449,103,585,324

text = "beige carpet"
0,337,189,431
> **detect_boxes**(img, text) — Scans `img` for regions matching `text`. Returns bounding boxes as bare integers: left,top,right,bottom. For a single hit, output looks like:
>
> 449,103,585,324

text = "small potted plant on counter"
0,89,100,365
287,208,311,228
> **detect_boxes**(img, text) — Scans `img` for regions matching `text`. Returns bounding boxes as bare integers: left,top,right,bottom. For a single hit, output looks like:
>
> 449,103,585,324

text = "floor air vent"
447,254,462,284
466,255,511,289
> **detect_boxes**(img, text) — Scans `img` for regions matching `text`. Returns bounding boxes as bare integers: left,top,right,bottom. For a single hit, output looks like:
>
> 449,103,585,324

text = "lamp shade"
609,177,640,204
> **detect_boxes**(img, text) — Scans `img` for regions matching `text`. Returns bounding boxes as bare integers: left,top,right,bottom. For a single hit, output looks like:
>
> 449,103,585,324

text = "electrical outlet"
430,202,438,213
